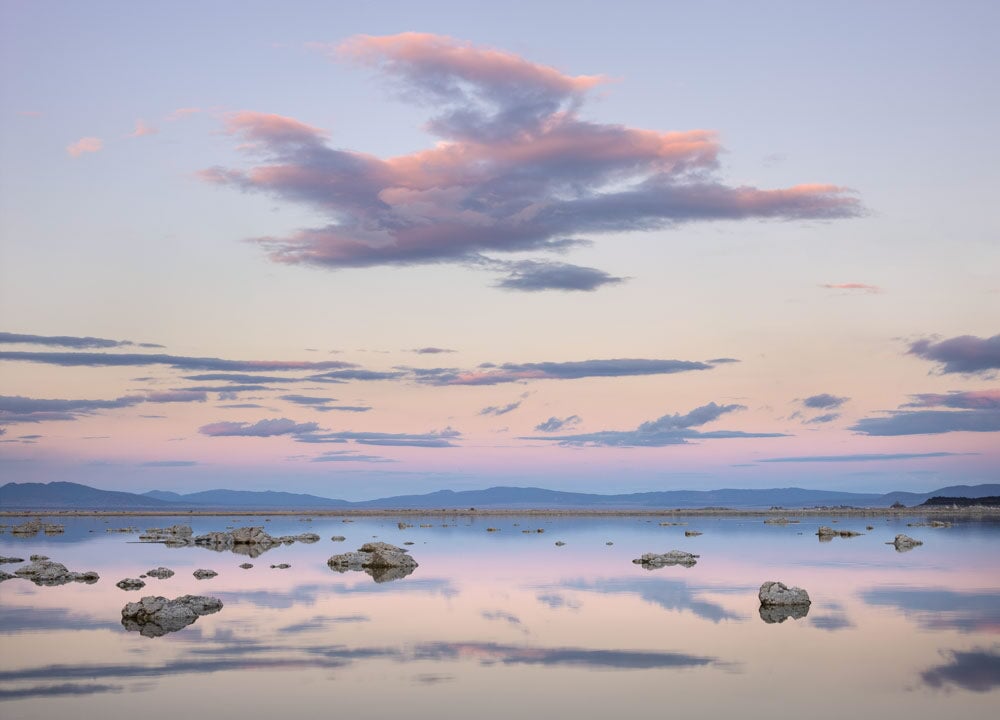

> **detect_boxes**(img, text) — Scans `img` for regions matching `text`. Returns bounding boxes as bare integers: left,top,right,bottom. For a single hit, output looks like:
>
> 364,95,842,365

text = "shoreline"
2,506,998,519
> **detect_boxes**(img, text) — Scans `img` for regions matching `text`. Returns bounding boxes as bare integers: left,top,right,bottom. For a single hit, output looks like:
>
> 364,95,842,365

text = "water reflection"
861,587,1000,633
921,649,1000,692
557,578,746,623
758,604,810,623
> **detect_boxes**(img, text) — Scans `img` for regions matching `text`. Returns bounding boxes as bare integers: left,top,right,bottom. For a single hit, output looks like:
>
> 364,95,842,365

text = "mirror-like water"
2,514,998,719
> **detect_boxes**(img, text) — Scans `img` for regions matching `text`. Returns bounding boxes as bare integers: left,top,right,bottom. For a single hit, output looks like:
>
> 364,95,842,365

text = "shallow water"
1,514,998,719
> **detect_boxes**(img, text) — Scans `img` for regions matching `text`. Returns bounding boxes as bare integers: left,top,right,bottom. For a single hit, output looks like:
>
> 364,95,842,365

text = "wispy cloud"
0,392,206,425
309,450,395,463
908,334,1000,375
851,409,1000,436
534,415,581,432
199,418,321,437
821,283,881,293
279,394,372,413
201,33,860,289
129,119,158,137
66,137,102,157
411,357,719,386
0,350,357,372
0,332,163,349
522,402,784,447
411,347,456,354
494,260,626,292
802,393,848,409
140,460,199,467
904,390,1000,409
479,401,521,417
758,452,968,463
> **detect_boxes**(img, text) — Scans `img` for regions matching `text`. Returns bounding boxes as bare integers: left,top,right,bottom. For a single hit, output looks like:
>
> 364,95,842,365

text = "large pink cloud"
202,34,862,288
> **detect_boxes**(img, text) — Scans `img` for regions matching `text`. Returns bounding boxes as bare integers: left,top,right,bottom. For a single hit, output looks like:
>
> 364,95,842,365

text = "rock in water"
632,551,700,568
239,563,253,569
0,570,15,582
685,530,703,537
146,567,175,579
328,542,418,583
13,559,100,586
0,556,25,564
758,581,811,606
891,534,923,551
193,569,218,579
330,535,346,542
121,595,223,637
116,578,146,590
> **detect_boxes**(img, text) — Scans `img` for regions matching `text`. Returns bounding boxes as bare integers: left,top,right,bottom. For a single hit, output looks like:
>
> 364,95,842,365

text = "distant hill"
921,495,1000,507
143,488,351,509
0,481,177,510
2,481,999,511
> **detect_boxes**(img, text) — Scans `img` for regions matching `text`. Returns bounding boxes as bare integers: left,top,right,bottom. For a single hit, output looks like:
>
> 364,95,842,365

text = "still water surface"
1,514,998,719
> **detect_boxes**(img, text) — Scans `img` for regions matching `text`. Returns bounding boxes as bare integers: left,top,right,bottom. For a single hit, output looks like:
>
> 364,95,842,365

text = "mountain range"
2,481,999,511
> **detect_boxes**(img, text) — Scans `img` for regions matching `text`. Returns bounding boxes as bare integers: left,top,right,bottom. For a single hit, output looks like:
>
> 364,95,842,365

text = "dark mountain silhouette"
2,481,999,511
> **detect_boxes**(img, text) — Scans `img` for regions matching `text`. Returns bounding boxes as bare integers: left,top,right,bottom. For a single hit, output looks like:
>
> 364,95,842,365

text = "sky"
0,0,998,499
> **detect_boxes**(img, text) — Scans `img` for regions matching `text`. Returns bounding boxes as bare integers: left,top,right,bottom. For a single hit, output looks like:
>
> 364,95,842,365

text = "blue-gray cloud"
307,369,406,382
495,260,626,292
296,427,461,448
412,357,718,386
0,392,206,425
140,460,199,467
0,331,163,349
522,402,784,447
411,347,456,354
309,451,395,463
802,393,848,409
279,394,372,413
850,409,1000,436
479,401,521,417
921,649,1000,693
758,452,968,463
199,418,321,437
804,412,840,424
0,350,357,372
534,415,582,432
908,334,1000,375
904,390,1000,409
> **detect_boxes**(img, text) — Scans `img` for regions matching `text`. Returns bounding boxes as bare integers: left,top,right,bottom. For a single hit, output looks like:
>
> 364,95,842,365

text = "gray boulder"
328,542,418,583
632,551,700,568
239,563,253,569
121,595,223,637
0,570,15,582
116,578,146,590
14,559,99,586
759,581,811,606
193,569,218,579
891,534,923,552
146,567,175,579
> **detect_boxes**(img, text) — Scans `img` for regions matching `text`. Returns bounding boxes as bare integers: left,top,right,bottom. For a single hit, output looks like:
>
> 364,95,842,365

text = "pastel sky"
1,1,998,498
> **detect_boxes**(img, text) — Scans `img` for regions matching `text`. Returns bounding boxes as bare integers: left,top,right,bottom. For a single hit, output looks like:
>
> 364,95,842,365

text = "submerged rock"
555,541,566,546
632,551,700,568
116,578,146,590
907,521,951,528
270,563,290,569
14,559,99,586
121,595,223,638
685,530,703,537
30,554,49,561
759,604,810,623
239,563,253,569
330,536,346,542
328,542,418,583
764,518,800,525
758,581,811,606
891,534,923,552
193,569,218,579
146,567,175,579
0,556,25,564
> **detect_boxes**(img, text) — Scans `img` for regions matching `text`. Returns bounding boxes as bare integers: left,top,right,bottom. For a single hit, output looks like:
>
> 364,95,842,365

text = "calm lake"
2,513,998,719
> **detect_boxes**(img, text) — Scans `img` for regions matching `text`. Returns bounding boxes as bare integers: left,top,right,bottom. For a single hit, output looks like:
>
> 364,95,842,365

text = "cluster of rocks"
816,526,862,540
10,519,65,536
764,518,800,525
521,528,545,534
632,550,699,568
328,542,418,583
140,525,321,557
146,567,175,579
106,526,137,534
9,556,99,586
891,534,923,551
758,581,811,623
907,520,951,528
659,522,687,526
116,578,146,590
121,595,223,637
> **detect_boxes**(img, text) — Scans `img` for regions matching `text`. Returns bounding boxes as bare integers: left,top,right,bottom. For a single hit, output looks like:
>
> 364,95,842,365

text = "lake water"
1,513,999,719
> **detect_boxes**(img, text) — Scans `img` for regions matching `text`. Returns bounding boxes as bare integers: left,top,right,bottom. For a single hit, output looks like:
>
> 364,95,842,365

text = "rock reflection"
758,604,810,623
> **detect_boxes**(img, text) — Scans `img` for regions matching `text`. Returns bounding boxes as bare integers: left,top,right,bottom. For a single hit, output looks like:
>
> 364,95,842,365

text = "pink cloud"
168,107,201,120
129,119,158,137
203,34,862,284
66,137,103,157
821,282,881,293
